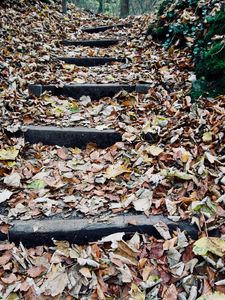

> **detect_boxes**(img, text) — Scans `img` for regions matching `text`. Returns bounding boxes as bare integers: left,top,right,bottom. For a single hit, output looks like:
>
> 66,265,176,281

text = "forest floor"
0,0,225,299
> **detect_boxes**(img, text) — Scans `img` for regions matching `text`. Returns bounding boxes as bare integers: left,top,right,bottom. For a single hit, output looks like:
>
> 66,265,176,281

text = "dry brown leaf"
27,265,46,278
1,273,17,284
163,284,178,300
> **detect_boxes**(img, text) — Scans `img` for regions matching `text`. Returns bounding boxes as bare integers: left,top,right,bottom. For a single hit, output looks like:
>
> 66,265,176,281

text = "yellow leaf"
181,151,190,163
54,240,70,256
129,284,145,300
193,237,225,257
197,292,225,300
203,132,212,142
6,293,19,300
63,64,74,71
0,147,19,161
105,164,131,179
73,78,86,83
146,145,163,156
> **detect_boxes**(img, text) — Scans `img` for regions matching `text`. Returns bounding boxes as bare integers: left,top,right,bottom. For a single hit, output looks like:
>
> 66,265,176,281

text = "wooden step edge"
56,56,127,66
0,214,200,247
62,39,120,47
81,23,132,33
28,83,150,98
22,125,122,148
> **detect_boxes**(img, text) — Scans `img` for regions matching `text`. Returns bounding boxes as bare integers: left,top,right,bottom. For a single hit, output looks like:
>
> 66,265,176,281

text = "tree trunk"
98,0,104,13
62,0,67,14
120,0,129,18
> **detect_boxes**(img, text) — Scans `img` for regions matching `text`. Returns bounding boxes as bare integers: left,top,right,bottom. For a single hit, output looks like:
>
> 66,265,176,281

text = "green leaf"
162,169,193,180
69,102,79,113
27,179,46,190
192,198,217,217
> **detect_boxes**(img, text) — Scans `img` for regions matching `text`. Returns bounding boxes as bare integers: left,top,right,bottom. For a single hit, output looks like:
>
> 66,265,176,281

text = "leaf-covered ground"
0,0,225,298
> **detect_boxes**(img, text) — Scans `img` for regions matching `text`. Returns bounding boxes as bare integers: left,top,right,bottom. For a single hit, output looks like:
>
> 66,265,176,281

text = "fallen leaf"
0,190,13,203
129,283,145,300
146,145,164,156
163,284,178,300
57,148,68,160
203,132,213,142
132,189,153,212
193,237,225,257
0,252,12,266
40,265,68,297
79,267,92,278
77,258,100,268
27,179,46,190
27,265,46,278
1,273,17,284
154,221,171,240
105,164,131,179
197,292,225,300
0,147,19,160
4,173,21,187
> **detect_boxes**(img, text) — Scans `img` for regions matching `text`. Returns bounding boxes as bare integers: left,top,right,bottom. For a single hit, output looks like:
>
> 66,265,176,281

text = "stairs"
2,14,200,247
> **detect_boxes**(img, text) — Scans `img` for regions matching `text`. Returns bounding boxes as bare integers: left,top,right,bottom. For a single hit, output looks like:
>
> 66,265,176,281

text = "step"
1,214,199,247
22,126,122,148
62,39,120,47
81,23,131,33
28,83,150,99
57,56,127,66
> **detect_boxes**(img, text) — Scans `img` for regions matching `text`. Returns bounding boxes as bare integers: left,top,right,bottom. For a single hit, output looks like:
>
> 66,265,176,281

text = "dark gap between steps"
22,126,122,149
62,39,120,47
28,83,150,99
81,23,131,33
57,57,127,66
0,214,200,247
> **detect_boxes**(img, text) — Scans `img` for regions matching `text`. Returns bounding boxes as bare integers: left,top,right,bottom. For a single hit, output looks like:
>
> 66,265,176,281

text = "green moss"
192,42,225,98
146,0,225,100
196,42,225,80
204,12,225,43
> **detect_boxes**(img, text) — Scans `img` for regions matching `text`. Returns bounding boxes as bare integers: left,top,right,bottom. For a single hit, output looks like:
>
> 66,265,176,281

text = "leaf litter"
0,0,225,298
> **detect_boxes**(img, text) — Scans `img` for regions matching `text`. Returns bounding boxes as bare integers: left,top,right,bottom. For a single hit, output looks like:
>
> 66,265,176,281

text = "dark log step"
57,57,127,66
62,39,120,47
81,23,131,33
28,83,150,99
23,126,122,148
1,214,199,247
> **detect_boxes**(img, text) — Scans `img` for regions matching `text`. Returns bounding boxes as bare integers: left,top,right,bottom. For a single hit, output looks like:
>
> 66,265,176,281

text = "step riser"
58,57,126,66
28,84,150,99
81,24,128,33
62,39,119,47
5,215,199,247
23,126,122,148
